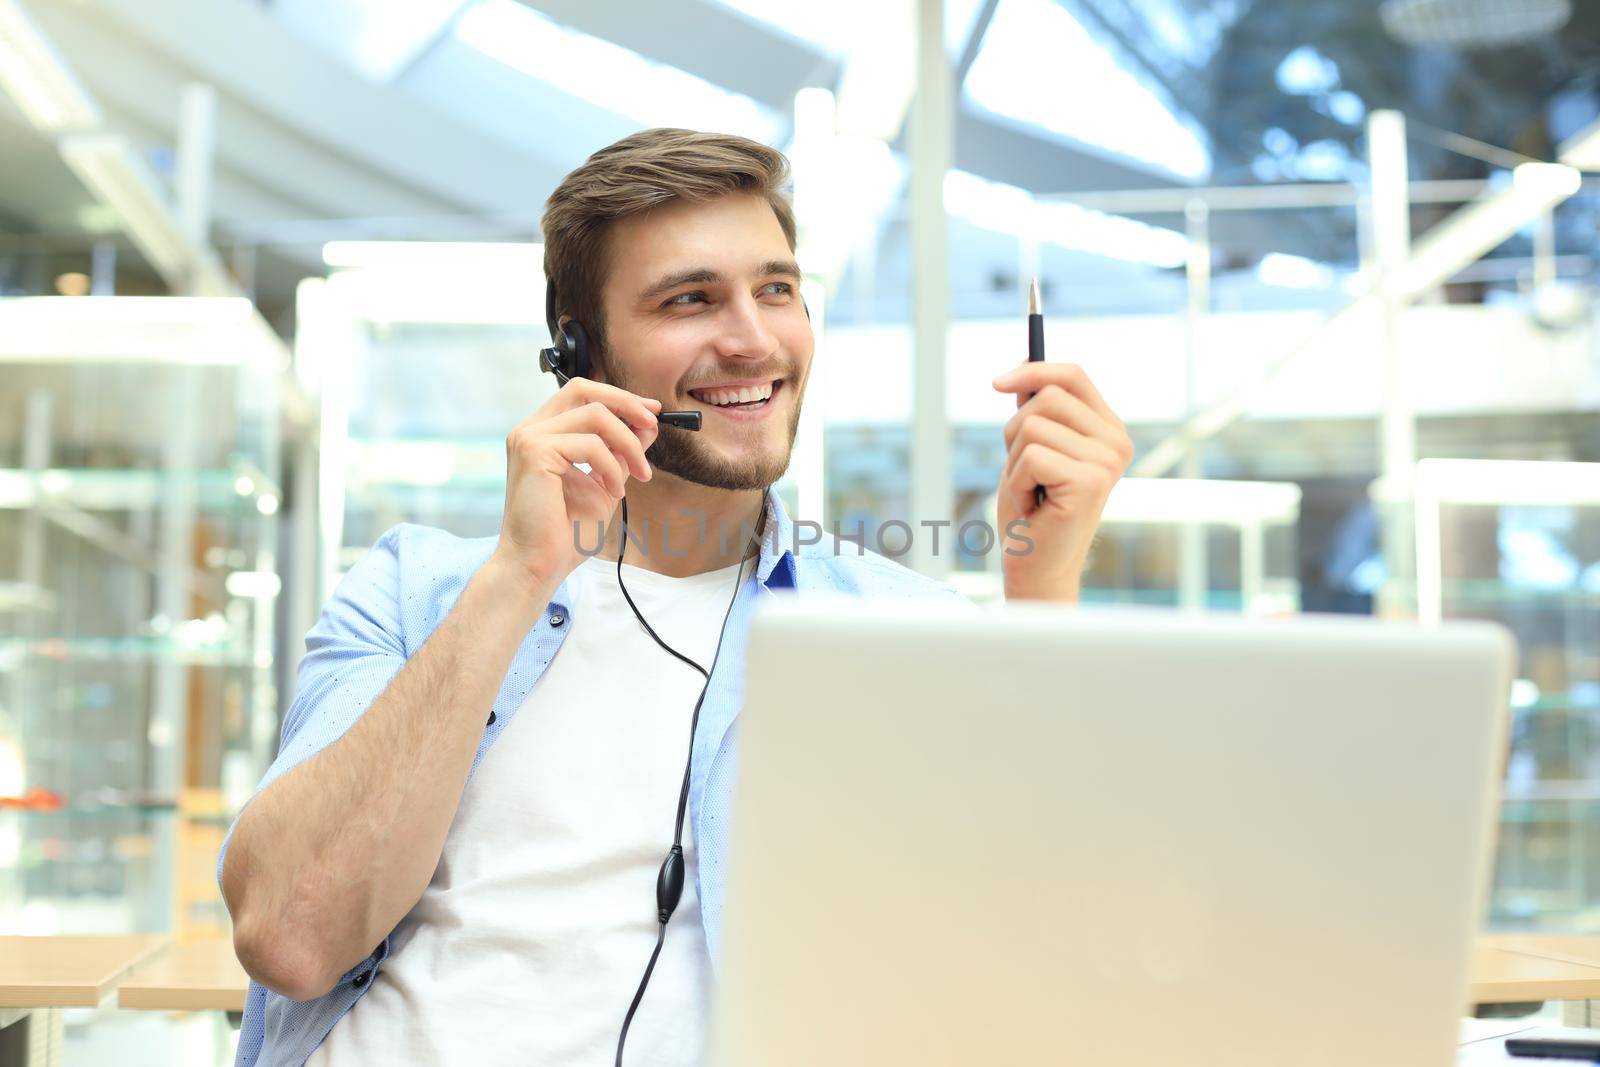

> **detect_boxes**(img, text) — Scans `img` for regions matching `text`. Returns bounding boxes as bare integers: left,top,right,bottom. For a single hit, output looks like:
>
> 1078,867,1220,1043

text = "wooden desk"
1471,936,1600,1027
0,936,166,1010
1470,943,1600,1003
1481,935,1600,970
117,939,249,1012
0,935,166,1067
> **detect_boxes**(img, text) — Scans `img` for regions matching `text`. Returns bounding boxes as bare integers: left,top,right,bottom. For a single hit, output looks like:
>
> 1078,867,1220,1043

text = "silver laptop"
710,599,1513,1067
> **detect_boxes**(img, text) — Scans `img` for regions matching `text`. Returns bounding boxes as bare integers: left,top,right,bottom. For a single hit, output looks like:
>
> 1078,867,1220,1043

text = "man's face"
592,193,812,491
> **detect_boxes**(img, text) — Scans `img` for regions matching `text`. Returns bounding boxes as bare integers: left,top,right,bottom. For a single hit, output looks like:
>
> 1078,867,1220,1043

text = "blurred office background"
0,0,1598,1061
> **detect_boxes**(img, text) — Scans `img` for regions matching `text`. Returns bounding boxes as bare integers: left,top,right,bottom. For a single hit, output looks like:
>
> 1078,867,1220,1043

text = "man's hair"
540,128,797,361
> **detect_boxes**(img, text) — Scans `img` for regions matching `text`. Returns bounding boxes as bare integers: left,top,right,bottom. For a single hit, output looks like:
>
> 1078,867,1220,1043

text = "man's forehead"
607,194,791,280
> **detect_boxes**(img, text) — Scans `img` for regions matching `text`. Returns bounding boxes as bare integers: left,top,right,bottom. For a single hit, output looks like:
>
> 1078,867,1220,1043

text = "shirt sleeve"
216,522,410,889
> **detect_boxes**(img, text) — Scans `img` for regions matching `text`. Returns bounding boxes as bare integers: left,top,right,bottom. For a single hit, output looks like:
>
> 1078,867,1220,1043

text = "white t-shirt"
309,552,753,1066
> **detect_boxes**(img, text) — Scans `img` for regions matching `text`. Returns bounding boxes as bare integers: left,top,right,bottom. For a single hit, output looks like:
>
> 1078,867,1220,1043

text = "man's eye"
762,282,793,297
666,291,706,307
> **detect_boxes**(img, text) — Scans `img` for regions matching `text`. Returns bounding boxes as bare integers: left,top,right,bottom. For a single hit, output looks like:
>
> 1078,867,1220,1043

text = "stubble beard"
604,359,804,491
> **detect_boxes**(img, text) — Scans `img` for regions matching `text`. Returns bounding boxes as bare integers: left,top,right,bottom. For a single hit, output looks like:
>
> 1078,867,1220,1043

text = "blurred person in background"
219,128,1132,1066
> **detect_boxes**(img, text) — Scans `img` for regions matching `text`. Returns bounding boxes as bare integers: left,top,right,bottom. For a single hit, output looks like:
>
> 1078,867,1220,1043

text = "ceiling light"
0,0,100,131
1380,0,1570,47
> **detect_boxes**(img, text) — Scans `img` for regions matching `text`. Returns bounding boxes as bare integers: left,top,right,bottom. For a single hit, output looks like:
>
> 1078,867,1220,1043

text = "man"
220,129,1133,1066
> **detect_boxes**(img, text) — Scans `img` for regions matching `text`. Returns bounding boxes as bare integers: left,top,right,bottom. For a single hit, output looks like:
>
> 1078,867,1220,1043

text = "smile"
687,379,783,418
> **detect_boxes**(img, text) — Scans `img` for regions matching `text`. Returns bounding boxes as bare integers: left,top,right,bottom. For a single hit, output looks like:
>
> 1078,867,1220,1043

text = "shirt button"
549,612,565,627
486,711,497,727
353,972,369,988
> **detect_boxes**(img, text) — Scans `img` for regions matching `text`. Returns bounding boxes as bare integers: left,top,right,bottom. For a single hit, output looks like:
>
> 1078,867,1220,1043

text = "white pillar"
1180,199,1210,612
909,0,952,578
1240,520,1263,616
791,88,834,529
1369,109,1415,617
90,239,116,295
151,373,199,800
175,84,217,260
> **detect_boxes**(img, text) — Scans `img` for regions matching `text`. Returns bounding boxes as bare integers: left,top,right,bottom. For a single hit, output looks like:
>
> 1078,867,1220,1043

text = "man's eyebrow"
757,258,802,280
637,260,803,304
638,268,720,304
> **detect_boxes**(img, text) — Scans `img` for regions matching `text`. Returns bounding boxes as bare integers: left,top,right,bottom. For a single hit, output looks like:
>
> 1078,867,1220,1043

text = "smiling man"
219,129,1132,1067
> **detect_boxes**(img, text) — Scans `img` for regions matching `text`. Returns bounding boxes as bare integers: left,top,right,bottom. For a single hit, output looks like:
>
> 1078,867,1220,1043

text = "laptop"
710,598,1514,1067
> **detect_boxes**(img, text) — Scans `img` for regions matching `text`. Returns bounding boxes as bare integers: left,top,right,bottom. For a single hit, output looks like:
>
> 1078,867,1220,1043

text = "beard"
603,359,805,492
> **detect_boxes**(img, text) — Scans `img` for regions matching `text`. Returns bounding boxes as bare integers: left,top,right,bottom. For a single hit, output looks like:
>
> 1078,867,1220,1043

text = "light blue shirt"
222,488,971,1066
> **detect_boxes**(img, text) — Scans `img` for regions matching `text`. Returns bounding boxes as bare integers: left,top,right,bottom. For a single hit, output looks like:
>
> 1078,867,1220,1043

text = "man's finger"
544,402,654,483
1002,385,1117,452
1002,415,1123,485
542,376,662,432
993,362,1118,423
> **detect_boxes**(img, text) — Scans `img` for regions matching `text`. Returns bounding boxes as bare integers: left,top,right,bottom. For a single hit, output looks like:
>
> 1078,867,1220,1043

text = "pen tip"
1028,277,1041,315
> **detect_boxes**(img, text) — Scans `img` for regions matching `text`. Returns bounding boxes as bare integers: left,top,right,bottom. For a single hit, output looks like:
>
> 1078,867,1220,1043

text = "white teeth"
694,381,774,406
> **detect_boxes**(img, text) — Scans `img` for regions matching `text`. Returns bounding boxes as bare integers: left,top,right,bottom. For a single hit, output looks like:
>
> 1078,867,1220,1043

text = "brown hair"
541,128,797,361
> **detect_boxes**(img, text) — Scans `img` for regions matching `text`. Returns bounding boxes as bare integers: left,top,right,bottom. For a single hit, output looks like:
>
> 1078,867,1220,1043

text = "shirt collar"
755,486,797,589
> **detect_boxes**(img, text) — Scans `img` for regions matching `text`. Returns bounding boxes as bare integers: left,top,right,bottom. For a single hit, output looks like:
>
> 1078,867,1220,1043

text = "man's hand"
494,379,661,599
991,362,1133,602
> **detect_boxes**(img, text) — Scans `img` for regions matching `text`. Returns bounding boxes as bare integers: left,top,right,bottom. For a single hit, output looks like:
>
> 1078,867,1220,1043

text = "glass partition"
0,297,286,940
1406,459,1600,931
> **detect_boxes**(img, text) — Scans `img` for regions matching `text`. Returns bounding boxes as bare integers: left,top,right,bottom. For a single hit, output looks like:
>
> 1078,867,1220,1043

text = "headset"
540,280,702,430
540,277,762,1067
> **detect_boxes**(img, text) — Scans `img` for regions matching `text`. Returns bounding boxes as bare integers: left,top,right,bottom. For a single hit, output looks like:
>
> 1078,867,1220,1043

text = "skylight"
1122,0,1236,69
707,0,990,58
454,0,782,143
272,0,470,82
944,170,1189,269
964,0,1211,181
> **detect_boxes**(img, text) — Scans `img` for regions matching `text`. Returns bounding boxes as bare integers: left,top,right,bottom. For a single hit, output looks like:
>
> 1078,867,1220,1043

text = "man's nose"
714,293,780,361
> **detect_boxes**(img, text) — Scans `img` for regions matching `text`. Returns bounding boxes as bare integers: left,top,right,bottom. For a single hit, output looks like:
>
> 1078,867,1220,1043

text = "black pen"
1028,277,1045,507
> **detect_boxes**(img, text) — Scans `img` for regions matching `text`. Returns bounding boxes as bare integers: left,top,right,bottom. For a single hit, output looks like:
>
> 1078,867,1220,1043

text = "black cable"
615,921,668,1065
613,494,759,1067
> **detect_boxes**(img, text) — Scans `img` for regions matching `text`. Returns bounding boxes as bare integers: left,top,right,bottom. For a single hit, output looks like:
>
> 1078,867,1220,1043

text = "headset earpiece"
540,278,594,385
561,319,592,380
